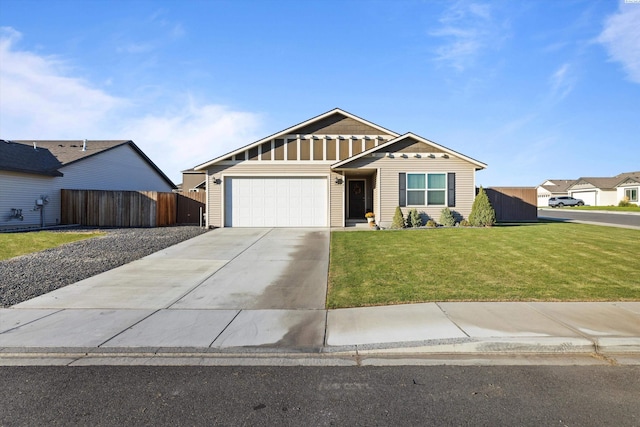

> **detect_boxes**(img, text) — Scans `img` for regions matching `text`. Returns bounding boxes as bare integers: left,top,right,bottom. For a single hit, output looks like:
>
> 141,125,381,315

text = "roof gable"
331,133,487,170
12,140,175,188
193,108,399,170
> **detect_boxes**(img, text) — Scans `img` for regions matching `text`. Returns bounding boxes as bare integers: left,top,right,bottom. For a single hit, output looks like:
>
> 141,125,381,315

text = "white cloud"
430,1,507,71
549,63,575,101
0,27,263,183
597,4,640,83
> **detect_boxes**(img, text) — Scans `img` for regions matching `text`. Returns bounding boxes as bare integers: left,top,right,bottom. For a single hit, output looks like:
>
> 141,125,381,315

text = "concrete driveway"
14,228,329,310
4,228,329,349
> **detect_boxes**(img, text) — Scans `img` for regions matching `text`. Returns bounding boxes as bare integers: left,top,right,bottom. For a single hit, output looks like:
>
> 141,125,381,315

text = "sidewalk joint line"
208,309,243,348
97,309,161,348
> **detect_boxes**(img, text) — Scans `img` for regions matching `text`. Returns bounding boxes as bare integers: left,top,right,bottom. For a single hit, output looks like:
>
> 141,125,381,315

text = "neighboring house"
189,108,486,228
615,171,640,204
536,179,576,207
180,169,207,193
567,177,624,206
1,139,175,229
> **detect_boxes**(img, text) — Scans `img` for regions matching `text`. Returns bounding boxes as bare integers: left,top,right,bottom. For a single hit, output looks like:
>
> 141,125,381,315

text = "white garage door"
572,191,596,206
225,177,328,227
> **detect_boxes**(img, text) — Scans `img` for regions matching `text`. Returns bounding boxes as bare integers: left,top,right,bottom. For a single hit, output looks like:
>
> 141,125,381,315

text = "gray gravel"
0,226,208,308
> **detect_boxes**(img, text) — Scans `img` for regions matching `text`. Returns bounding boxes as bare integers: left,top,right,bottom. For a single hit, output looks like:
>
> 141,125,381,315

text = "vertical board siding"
61,189,179,227
485,187,537,221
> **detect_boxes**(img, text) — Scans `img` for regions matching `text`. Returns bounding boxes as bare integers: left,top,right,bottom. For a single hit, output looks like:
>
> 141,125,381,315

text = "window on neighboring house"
406,173,446,206
625,188,638,202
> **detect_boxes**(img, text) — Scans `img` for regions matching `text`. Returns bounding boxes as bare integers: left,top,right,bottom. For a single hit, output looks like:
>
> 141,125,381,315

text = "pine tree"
439,207,456,227
468,186,496,227
407,208,422,228
391,206,405,229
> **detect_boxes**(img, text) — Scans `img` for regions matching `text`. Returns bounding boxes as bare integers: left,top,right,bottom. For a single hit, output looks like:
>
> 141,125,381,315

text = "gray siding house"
189,109,486,228
1,140,175,229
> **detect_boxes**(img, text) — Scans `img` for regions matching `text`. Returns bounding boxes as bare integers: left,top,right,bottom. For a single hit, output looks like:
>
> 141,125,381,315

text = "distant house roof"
615,171,640,185
0,140,64,177
538,179,576,194
570,177,624,190
11,140,176,188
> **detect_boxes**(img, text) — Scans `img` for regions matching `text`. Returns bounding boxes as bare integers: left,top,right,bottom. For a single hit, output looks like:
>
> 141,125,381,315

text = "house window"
406,173,446,206
625,188,638,202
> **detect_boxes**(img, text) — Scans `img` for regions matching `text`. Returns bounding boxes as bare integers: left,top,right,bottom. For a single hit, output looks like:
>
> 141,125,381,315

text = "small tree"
439,207,456,227
469,186,496,227
406,208,422,228
391,206,405,229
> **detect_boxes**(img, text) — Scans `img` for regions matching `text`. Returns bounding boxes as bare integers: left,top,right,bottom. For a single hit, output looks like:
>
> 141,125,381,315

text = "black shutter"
399,173,406,207
447,172,456,207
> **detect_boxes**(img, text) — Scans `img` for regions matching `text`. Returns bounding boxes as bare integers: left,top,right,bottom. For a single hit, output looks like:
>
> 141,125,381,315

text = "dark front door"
348,180,366,219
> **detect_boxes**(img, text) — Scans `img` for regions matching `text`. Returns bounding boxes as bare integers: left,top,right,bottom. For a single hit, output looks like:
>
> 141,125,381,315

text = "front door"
348,179,366,219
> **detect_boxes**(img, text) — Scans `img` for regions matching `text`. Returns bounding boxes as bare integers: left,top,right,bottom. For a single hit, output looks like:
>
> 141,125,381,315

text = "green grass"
0,231,104,261
559,206,640,212
327,223,640,308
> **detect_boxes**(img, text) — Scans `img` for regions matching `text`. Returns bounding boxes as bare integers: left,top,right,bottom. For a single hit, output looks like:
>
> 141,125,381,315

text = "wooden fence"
61,189,205,227
177,192,206,224
485,187,538,222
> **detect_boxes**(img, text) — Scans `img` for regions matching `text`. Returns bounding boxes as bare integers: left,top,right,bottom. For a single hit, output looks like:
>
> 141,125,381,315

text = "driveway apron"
4,228,329,350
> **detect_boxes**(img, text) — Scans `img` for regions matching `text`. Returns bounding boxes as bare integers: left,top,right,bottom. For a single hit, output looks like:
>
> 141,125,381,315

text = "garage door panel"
225,177,327,227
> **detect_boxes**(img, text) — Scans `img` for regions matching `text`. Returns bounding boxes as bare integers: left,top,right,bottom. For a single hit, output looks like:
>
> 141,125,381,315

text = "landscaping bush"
406,208,422,228
459,219,471,227
391,206,405,229
439,207,456,227
469,186,496,227
619,197,633,207
426,219,437,228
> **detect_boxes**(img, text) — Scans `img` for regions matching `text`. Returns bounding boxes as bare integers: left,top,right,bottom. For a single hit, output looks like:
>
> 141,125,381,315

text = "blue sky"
1,0,638,186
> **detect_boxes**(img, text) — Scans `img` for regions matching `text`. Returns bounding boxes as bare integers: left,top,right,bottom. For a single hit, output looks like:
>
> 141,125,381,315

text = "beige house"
537,179,576,207
190,109,487,228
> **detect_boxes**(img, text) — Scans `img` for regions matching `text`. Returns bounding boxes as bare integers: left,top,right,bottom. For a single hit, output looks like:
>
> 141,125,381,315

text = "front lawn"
327,223,640,308
559,206,640,212
0,231,104,260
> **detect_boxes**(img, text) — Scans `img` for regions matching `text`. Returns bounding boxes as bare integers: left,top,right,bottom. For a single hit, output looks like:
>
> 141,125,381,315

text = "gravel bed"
0,226,209,308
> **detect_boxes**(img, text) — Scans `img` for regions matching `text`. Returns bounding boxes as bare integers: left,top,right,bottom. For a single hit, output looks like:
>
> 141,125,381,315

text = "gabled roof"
538,179,576,193
615,171,640,186
12,140,176,188
569,177,622,190
193,108,400,170
0,140,63,177
331,132,487,170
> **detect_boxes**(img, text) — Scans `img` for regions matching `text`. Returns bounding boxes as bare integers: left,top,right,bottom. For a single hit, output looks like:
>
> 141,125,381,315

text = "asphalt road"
538,208,640,228
2,366,639,426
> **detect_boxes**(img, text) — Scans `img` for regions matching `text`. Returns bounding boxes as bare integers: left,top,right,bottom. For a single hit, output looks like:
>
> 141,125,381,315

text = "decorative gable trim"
331,132,487,170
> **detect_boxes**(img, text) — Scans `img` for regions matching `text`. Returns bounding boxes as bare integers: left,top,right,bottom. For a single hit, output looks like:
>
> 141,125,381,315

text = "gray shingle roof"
0,140,64,176
539,179,576,194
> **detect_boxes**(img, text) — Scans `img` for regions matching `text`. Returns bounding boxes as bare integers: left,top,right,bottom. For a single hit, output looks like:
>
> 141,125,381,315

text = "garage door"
572,191,596,206
224,177,328,227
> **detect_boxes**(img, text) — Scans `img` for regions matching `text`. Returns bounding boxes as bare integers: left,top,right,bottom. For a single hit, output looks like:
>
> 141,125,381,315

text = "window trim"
625,187,638,202
405,172,447,207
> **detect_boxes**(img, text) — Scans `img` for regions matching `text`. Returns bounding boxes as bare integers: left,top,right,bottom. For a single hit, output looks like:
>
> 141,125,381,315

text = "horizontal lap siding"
206,163,338,228
346,156,476,224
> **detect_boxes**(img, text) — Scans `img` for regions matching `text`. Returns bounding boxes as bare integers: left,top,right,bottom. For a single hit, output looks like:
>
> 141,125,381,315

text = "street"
1,365,639,426
538,209,640,228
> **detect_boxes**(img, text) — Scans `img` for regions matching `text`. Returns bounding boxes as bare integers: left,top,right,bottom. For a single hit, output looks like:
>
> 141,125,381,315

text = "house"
189,108,486,228
536,179,576,207
1,139,175,229
180,169,207,193
615,171,640,204
567,177,625,206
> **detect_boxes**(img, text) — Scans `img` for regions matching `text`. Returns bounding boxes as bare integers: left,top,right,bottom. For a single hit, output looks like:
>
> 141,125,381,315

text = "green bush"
391,206,405,229
406,208,422,228
439,207,456,227
619,197,632,207
459,219,471,227
469,187,496,227
426,219,437,228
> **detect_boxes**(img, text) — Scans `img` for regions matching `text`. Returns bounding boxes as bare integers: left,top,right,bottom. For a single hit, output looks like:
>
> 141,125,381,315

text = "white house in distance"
536,179,576,207
0,140,175,229
615,172,640,204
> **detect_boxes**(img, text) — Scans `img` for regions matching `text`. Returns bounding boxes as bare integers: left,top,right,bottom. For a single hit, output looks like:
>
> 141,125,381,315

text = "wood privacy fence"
485,187,538,222
61,190,206,227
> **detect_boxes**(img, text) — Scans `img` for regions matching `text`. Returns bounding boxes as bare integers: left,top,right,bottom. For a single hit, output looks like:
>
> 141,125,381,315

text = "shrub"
459,219,471,227
439,207,456,227
469,186,496,227
406,208,422,228
426,219,437,228
619,197,631,207
391,206,405,229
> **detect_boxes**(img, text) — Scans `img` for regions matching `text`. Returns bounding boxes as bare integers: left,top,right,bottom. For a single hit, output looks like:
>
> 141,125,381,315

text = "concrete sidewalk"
1,228,639,366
